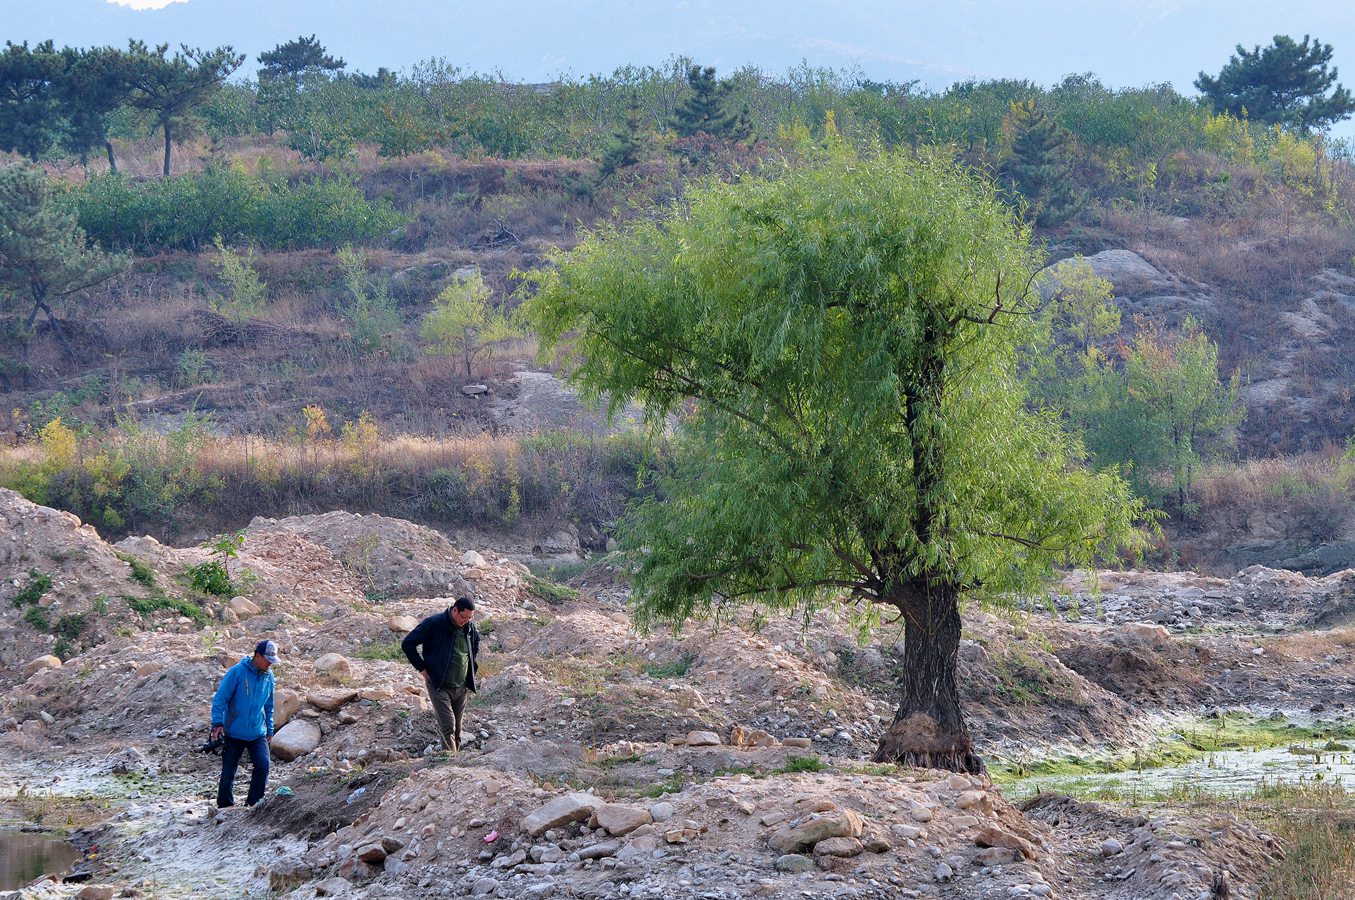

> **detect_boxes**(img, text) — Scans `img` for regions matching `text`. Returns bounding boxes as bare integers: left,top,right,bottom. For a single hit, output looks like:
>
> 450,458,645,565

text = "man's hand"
211,725,224,740
422,669,431,685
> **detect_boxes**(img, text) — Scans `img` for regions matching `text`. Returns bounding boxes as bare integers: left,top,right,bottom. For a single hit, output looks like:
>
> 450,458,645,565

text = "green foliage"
337,246,406,357
419,269,521,376
527,138,1146,630
777,755,827,774
13,570,52,607
673,65,751,141
210,236,268,326
1059,317,1244,512
53,612,87,640
115,552,157,588
124,593,206,624
65,166,406,252
0,41,67,160
352,640,406,662
1196,34,1355,132
1000,99,1079,226
184,560,233,596
526,574,579,605
0,163,128,370
23,605,49,631
257,35,345,85
643,653,696,679
122,41,245,175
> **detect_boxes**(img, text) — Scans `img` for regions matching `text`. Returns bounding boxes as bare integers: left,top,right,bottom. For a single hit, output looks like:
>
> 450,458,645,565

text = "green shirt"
442,626,470,689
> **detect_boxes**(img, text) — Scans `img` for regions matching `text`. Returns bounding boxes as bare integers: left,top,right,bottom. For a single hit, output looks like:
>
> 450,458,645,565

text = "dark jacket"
402,609,480,691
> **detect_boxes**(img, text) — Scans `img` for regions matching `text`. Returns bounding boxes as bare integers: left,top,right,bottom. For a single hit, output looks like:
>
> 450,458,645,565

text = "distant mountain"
9,0,1355,104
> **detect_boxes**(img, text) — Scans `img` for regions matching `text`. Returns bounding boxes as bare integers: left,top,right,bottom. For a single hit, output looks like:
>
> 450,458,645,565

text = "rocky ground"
2,488,1353,899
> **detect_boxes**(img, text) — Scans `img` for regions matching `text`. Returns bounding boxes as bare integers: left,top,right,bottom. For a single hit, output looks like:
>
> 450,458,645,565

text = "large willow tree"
526,141,1145,773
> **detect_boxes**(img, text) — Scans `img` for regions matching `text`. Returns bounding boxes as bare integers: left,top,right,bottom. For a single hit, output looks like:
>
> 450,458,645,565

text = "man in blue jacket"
402,596,480,752
211,639,278,809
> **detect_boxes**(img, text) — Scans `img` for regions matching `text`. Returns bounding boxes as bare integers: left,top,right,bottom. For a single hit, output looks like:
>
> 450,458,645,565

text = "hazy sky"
11,1,1355,138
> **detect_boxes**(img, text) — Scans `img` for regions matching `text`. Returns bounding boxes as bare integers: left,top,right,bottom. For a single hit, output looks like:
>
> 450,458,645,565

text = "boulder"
308,688,359,712
1116,622,1171,647
975,825,1039,860
521,792,602,836
813,836,863,857
314,653,352,678
389,615,420,633
134,662,164,679
461,550,488,568
775,854,816,874
730,725,778,748
24,655,62,677
355,842,387,864
768,809,865,853
76,888,116,900
271,719,322,761
229,596,262,617
273,689,303,727
593,804,652,836
685,730,722,747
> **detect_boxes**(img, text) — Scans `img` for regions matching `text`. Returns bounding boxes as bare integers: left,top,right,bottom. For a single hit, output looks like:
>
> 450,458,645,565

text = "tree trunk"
106,140,118,174
163,122,173,177
873,582,984,774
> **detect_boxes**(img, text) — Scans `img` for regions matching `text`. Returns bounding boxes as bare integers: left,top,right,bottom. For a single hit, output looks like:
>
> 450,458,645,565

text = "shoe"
247,797,268,813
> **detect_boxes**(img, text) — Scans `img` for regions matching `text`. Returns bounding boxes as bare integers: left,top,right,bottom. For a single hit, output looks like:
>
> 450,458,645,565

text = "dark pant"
217,735,270,807
428,684,468,750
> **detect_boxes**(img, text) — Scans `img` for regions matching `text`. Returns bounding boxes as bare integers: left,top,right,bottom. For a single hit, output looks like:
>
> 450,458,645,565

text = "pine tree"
672,65,750,141
0,41,66,161
123,41,244,176
596,95,644,184
0,164,128,381
1000,100,1079,227
1196,34,1354,131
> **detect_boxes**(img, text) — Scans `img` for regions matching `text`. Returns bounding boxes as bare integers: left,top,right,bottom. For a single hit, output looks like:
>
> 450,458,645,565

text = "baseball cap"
255,640,279,664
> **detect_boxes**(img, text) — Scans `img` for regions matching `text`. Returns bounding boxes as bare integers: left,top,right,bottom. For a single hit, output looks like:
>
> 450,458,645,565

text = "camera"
197,736,225,755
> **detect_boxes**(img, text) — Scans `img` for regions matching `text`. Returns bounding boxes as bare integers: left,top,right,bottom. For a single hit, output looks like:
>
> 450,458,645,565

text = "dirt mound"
246,510,472,600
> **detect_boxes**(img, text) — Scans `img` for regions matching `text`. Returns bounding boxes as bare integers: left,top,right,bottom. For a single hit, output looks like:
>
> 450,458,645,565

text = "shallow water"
0,829,80,890
1006,744,1355,800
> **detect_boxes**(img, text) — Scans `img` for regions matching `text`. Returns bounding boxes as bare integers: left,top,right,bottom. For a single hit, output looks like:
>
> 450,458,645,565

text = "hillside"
5,489,1355,897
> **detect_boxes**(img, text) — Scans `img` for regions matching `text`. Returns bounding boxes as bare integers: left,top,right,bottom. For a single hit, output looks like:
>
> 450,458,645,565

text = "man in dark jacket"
210,639,277,809
402,596,480,751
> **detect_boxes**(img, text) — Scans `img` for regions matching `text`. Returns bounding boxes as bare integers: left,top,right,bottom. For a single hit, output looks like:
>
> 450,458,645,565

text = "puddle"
0,829,80,890
1005,744,1355,800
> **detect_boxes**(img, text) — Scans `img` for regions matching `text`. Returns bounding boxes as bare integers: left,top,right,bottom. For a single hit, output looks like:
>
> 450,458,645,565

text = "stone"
314,653,353,678
472,876,499,895
813,837,864,857
909,800,934,823
359,684,395,702
76,887,116,900
730,725,778,748
334,857,373,880
135,662,164,679
975,825,1039,860
577,840,621,860
863,835,892,853
649,801,676,823
24,655,61,677
313,877,351,897
956,790,993,814
1101,838,1124,857
782,737,813,748
273,689,303,727
266,855,312,892
270,719,322,761
461,384,490,397
522,792,603,836
308,688,360,711
593,804,652,836
890,823,924,841
665,827,699,843
1116,622,1171,647
775,854,816,874
461,550,489,567
934,863,954,883
228,596,262,617
975,847,1019,866
685,730,722,746
768,809,866,853
389,615,420,633
945,774,972,791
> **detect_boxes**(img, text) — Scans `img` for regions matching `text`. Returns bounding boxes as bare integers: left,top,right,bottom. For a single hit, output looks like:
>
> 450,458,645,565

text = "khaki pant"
427,683,468,751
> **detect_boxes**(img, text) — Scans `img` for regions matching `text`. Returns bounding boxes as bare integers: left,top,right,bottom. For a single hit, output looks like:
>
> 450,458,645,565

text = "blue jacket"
211,656,275,740
402,610,480,691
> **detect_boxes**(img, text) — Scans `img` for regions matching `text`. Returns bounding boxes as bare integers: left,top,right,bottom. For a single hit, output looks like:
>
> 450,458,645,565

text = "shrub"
185,561,233,596
13,571,52,607
124,593,206,624
23,605,50,631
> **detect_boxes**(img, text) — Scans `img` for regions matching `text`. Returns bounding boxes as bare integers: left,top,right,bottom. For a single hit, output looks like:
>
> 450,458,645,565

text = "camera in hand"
197,735,225,754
